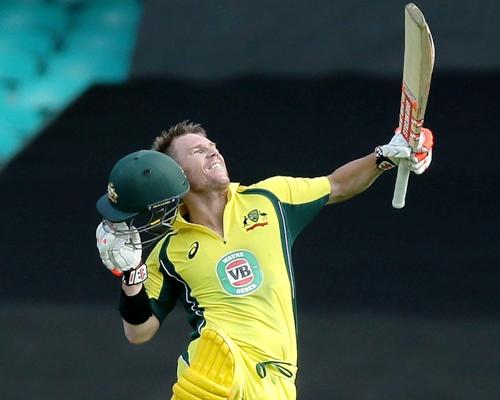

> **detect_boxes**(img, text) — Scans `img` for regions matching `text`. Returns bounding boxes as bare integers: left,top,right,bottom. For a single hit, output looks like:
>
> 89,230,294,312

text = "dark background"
1,1,499,399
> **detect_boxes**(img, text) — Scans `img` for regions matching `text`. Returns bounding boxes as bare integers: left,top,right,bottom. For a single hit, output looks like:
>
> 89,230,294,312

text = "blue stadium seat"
16,75,90,112
81,8,140,28
0,0,141,169
63,28,135,56
0,126,25,162
0,4,69,36
0,98,44,134
55,0,138,7
0,0,141,166
0,28,57,60
0,84,10,102
0,47,40,85
76,1,141,31
47,51,130,83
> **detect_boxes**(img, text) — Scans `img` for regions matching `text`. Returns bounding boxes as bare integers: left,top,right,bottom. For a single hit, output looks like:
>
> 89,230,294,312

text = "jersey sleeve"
144,240,178,323
250,176,331,242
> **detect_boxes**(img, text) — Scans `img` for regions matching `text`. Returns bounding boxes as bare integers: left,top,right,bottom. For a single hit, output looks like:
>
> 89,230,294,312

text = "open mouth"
207,161,223,170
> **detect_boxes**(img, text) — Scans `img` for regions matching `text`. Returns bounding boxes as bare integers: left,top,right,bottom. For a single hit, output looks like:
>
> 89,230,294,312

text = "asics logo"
188,241,199,259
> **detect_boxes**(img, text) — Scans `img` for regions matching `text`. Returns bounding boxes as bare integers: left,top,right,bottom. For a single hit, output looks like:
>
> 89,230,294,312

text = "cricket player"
96,121,433,399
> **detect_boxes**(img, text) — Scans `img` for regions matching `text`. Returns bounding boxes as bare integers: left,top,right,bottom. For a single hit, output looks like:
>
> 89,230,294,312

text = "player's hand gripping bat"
392,3,435,209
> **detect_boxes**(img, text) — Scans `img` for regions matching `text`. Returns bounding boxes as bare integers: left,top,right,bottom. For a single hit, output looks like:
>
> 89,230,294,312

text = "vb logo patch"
216,250,263,296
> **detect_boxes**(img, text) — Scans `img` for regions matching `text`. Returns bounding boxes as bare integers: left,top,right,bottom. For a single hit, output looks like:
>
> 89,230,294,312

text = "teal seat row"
0,0,141,168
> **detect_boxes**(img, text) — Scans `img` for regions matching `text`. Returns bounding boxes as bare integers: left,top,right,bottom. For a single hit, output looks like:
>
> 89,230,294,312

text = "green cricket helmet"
97,150,189,246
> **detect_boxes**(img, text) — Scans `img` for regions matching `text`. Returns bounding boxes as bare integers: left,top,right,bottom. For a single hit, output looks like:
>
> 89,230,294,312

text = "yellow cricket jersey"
144,176,331,368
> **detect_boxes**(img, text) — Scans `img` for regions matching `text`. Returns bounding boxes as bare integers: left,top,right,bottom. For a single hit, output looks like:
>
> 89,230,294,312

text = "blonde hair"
151,120,206,155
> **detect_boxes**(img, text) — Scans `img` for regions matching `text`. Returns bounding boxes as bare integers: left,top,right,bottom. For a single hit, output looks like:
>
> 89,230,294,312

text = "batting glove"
376,127,433,174
96,221,147,285
375,129,412,170
404,127,434,175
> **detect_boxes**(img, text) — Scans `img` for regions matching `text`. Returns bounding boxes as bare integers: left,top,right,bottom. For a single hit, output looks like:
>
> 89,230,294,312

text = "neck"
183,187,228,236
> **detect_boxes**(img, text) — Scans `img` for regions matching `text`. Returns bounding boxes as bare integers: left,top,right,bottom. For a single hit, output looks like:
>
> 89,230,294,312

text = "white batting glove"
376,127,434,174
376,131,411,168
96,221,142,273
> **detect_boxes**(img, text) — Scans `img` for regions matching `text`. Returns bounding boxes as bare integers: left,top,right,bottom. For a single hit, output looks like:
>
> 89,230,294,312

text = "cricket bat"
392,3,435,209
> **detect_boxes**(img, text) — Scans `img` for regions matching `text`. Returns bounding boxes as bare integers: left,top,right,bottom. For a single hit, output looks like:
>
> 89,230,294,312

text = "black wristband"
119,285,152,325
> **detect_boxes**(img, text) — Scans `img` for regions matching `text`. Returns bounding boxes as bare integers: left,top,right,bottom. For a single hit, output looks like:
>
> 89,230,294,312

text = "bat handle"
392,164,410,208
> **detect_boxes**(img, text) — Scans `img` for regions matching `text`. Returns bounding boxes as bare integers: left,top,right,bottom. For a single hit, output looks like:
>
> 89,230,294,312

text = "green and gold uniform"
144,176,331,399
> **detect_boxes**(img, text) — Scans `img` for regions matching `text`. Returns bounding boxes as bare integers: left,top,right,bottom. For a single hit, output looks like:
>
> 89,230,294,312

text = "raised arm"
326,128,434,205
326,153,383,204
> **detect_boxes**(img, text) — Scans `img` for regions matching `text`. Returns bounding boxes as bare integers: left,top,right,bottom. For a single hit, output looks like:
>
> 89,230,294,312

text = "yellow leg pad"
172,329,235,400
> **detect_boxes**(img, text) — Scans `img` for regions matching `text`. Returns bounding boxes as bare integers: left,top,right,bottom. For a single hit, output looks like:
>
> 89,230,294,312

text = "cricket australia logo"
242,209,268,231
107,182,118,203
216,250,263,296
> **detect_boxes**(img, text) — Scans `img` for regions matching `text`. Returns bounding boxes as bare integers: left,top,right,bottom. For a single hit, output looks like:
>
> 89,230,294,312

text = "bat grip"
392,164,410,208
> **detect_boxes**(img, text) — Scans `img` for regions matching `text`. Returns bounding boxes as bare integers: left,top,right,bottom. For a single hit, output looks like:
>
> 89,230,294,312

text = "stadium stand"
0,0,141,169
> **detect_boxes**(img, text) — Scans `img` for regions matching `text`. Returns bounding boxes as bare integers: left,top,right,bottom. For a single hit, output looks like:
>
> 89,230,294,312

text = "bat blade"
392,3,435,209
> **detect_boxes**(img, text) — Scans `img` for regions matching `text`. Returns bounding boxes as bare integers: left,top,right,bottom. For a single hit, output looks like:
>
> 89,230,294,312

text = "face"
170,134,230,193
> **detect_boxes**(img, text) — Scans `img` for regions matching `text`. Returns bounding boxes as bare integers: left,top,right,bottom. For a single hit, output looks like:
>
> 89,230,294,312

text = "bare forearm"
327,153,384,204
123,315,160,344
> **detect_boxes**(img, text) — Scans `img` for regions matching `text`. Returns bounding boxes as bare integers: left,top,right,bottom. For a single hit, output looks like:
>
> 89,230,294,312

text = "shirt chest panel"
167,193,289,299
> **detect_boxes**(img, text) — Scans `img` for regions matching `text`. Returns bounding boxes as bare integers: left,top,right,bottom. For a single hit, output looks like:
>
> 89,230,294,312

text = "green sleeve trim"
149,234,178,323
158,234,206,339
282,193,329,242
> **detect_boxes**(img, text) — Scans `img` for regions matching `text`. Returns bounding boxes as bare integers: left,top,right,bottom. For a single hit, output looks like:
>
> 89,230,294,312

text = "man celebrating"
96,121,433,399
